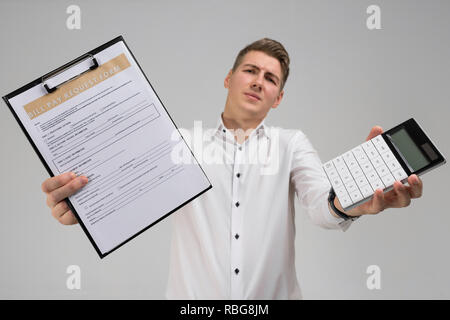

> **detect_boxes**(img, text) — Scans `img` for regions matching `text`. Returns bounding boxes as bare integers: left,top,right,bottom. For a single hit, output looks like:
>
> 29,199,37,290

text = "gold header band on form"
24,53,131,120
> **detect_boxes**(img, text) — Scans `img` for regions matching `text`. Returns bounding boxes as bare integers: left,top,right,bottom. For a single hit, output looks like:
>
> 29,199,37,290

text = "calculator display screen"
389,128,430,171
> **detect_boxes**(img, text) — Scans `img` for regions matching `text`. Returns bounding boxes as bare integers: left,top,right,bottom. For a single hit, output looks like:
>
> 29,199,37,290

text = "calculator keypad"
323,136,408,210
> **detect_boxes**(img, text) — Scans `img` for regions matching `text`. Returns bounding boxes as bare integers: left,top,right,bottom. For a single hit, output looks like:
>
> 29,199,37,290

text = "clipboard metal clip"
42,54,99,94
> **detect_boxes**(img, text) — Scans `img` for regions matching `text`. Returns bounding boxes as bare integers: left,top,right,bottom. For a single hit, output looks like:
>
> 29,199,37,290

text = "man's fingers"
50,195,79,225
370,189,386,214
393,181,411,207
46,176,88,208
51,200,70,219
42,172,76,193
58,211,78,225
407,174,423,198
365,126,383,141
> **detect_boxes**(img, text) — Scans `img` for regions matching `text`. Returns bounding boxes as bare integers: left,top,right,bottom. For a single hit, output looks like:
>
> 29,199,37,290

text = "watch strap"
328,188,360,221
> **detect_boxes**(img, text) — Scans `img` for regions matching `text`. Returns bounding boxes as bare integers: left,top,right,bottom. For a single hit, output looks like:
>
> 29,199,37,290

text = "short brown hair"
232,38,290,90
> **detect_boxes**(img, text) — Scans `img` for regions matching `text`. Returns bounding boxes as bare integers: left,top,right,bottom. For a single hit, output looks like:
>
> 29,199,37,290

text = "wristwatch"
328,188,360,221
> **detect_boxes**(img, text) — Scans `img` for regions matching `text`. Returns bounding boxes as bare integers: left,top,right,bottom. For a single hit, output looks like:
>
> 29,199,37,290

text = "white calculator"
323,118,446,211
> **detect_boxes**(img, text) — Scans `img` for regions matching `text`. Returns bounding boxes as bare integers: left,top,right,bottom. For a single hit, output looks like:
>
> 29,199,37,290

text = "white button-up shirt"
166,116,352,300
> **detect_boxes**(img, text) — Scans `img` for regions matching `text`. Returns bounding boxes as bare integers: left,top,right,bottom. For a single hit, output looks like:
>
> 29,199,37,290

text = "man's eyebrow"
242,64,280,83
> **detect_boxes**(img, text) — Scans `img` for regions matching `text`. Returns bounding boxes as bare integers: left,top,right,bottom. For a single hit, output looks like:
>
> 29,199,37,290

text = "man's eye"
244,69,254,73
266,77,275,84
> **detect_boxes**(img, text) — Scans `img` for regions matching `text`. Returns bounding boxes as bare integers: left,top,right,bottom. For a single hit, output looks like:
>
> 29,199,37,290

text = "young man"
41,38,423,299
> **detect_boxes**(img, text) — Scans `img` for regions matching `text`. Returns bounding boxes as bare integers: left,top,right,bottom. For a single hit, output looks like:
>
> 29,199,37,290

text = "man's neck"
221,112,264,144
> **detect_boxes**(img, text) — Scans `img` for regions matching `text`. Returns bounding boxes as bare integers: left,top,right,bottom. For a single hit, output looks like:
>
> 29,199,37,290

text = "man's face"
224,50,284,121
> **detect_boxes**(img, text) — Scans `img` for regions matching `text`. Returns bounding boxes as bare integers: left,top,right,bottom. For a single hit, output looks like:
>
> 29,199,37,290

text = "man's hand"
335,126,423,217
41,172,88,225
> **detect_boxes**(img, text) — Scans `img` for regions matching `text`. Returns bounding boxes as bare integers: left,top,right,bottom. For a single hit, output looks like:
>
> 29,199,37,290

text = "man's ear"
224,70,233,89
271,90,284,109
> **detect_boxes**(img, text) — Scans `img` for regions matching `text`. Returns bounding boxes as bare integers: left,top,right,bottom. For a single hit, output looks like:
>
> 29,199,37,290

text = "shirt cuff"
324,206,354,232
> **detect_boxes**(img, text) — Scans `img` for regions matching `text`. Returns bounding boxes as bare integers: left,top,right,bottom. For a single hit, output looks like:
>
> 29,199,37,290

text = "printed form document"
3,37,211,258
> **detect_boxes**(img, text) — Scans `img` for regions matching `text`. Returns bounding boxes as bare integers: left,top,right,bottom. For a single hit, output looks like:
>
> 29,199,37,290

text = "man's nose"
251,75,263,91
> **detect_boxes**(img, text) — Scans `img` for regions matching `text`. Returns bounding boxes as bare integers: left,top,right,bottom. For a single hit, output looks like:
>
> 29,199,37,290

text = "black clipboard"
3,36,212,258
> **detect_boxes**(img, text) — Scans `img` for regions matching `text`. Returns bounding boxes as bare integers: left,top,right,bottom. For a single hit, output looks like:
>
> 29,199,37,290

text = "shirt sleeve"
290,130,353,231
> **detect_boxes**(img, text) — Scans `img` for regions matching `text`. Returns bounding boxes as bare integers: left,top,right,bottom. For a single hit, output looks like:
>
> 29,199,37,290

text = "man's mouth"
244,92,261,101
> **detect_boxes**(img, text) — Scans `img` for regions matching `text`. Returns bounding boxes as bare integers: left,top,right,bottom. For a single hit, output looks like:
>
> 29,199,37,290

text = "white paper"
7,40,211,256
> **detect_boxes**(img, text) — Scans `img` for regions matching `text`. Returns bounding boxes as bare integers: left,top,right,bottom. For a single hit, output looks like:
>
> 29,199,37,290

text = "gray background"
1,0,449,299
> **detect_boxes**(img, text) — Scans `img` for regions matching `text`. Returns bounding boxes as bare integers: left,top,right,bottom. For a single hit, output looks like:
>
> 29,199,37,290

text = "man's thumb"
365,126,383,141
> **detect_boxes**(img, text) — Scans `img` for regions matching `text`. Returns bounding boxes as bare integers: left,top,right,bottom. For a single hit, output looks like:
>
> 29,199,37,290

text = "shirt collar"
215,113,268,142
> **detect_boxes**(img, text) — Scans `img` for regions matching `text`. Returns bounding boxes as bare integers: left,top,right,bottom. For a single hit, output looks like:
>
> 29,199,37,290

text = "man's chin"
237,104,268,119
238,99,258,110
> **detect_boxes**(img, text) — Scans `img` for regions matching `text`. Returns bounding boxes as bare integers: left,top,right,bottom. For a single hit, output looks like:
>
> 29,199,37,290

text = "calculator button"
331,177,343,189
337,193,353,208
345,180,358,193
327,168,339,180
371,135,384,145
361,140,374,151
335,186,349,199
370,156,384,168
370,178,385,191
343,152,359,170
352,146,364,155
332,157,345,169
352,147,368,163
360,184,374,198
349,190,363,203
341,172,353,184
392,168,408,181
362,141,378,158
372,136,389,154
375,164,389,177
355,175,369,188
337,164,350,176
361,161,375,175
343,151,354,162
381,151,395,163
349,166,364,179
347,160,359,170
323,161,334,173
377,143,389,154
354,152,369,165
366,170,379,184
367,148,378,158
385,158,401,172
380,173,395,187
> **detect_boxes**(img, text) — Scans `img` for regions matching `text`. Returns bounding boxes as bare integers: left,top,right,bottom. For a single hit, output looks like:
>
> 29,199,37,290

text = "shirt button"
236,173,241,178
238,146,242,151
223,129,226,133
234,268,240,275
235,234,239,239
235,201,240,207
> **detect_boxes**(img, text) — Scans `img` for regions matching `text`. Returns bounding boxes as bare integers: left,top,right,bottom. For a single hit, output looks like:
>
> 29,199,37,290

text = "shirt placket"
230,142,244,299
